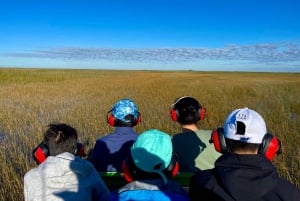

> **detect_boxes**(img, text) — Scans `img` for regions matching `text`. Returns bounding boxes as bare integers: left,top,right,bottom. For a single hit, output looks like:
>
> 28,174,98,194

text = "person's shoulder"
75,158,108,183
196,129,212,135
276,178,300,195
95,132,112,141
24,167,38,180
172,130,196,138
192,168,214,177
74,156,96,169
195,129,214,142
24,163,47,183
191,169,216,185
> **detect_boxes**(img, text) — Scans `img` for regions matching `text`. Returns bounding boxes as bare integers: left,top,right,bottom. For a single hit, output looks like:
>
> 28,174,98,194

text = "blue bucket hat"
131,129,173,183
111,98,139,123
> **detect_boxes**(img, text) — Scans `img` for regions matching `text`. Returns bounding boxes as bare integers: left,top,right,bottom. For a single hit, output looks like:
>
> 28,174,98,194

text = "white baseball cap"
224,108,267,144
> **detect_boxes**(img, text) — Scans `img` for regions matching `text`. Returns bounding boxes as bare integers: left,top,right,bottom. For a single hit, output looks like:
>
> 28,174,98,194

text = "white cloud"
1,42,300,72
4,42,300,64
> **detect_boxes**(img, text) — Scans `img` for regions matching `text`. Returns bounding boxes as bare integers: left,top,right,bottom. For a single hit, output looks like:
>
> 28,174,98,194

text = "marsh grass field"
0,68,299,200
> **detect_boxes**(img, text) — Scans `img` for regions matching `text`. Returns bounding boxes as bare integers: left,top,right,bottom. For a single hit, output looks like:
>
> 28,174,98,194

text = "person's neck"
181,124,198,132
234,150,258,154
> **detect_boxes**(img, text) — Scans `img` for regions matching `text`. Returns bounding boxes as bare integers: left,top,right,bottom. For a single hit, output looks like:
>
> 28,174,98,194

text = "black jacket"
189,153,300,201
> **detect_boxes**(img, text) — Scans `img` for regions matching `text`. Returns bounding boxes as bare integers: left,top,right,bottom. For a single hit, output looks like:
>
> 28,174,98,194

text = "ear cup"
122,159,134,183
163,154,179,178
170,108,179,122
32,142,49,164
107,113,116,127
258,133,281,161
122,156,142,182
75,143,86,158
199,107,206,121
134,113,141,126
210,128,227,153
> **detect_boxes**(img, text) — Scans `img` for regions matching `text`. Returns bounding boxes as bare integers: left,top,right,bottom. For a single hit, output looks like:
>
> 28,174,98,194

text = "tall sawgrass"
0,68,299,200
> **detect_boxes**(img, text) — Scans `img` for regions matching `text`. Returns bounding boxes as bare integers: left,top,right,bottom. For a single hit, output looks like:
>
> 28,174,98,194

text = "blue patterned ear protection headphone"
107,98,141,127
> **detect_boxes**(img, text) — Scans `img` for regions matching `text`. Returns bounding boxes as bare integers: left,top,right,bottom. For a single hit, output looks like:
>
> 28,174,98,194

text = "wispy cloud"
4,42,300,65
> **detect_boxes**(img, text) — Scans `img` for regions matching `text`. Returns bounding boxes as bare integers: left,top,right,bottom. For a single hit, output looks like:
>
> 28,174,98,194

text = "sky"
0,0,300,72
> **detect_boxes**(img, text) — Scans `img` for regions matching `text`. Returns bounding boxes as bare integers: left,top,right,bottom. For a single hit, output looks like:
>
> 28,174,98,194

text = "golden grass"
0,68,299,200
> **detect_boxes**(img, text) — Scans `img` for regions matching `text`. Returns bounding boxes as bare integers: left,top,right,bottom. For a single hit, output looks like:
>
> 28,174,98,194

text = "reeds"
0,68,299,200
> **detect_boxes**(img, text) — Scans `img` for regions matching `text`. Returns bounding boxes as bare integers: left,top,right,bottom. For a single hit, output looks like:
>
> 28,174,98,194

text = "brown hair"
225,139,260,153
44,123,78,156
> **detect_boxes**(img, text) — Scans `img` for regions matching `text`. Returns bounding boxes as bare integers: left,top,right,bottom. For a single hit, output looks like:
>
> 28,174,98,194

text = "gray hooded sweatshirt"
24,152,109,201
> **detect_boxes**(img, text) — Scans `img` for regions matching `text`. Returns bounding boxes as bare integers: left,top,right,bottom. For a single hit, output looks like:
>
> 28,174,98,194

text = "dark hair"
44,123,78,156
174,97,201,124
115,114,136,127
225,139,260,153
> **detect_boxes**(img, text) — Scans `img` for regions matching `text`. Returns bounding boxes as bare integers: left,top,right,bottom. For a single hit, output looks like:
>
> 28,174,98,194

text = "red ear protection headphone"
121,154,179,183
32,142,86,164
32,142,49,165
209,128,228,153
209,128,282,161
170,96,206,122
258,133,282,161
107,110,141,127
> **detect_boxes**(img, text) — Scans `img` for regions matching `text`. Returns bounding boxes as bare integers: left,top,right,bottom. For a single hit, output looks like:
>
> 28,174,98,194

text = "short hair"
174,97,201,124
114,114,136,127
43,123,78,156
225,138,260,153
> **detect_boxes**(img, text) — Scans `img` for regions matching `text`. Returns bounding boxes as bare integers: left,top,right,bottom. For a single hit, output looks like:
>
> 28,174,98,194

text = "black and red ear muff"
170,107,179,122
32,142,49,165
199,107,206,121
170,107,206,122
122,159,134,183
32,142,86,165
210,128,282,161
135,114,142,125
258,133,282,161
107,112,116,127
209,128,228,153
75,143,86,158
163,154,179,178
169,96,206,122
107,111,141,127
121,154,179,183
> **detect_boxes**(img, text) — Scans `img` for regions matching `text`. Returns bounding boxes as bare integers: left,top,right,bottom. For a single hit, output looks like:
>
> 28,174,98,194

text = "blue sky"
0,0,300,72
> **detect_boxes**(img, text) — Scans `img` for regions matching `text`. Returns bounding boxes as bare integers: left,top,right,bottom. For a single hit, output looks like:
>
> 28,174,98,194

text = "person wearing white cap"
110,129,190,201
189,108,300,201
90,98,141,172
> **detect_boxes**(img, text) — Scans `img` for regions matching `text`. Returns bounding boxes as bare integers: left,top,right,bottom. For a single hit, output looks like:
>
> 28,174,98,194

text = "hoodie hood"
214,153,279,201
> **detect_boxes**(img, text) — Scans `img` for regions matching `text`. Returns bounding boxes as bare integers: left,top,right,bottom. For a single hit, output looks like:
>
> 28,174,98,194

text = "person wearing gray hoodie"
24,123,110,201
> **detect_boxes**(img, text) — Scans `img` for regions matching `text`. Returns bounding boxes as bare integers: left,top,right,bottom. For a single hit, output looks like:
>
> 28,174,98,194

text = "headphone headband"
171,96,193,108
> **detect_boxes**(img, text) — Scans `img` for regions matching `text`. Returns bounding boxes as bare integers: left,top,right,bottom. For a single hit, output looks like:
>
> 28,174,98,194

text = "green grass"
0,68,299,200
